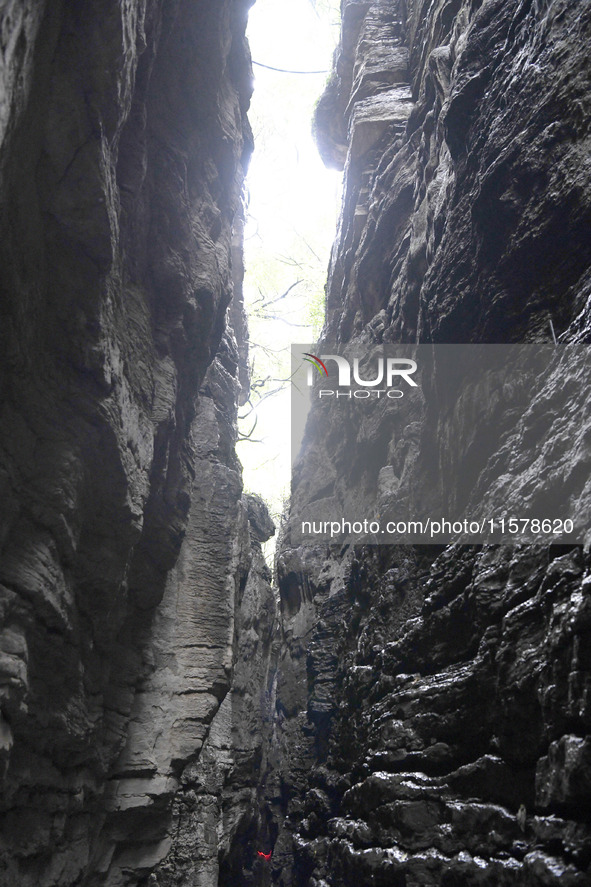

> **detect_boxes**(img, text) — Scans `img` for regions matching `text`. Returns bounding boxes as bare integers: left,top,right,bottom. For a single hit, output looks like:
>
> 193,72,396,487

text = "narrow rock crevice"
0,1,590,886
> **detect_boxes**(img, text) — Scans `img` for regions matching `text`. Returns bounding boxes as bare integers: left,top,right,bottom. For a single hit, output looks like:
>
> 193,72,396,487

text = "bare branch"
257,279,302,310
238,413,258,441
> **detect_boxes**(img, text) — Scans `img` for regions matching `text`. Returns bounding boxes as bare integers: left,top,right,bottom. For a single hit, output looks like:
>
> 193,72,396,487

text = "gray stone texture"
1,0,591,885
270,0,591,885
0,1,276,885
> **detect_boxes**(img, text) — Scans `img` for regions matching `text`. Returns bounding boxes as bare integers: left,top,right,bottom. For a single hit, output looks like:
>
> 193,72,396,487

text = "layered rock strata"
272,1,591,885
0,1,276,885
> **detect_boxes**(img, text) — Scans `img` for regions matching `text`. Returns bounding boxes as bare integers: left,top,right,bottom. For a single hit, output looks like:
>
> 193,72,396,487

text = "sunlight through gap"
239,0,342,547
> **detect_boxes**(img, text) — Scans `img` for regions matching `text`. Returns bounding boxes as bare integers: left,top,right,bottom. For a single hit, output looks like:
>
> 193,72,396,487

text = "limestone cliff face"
272,1,591,885
0,1,276,885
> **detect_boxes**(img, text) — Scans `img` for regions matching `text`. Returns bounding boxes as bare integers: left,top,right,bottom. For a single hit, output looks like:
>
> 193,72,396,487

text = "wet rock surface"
271,1,591,885
0,1,276,885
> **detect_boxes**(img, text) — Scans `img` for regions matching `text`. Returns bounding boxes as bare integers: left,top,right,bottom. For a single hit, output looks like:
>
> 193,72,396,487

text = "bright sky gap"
238,0,342,542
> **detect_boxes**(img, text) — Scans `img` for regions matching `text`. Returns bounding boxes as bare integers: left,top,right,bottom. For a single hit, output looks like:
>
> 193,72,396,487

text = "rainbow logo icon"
303,353,328,376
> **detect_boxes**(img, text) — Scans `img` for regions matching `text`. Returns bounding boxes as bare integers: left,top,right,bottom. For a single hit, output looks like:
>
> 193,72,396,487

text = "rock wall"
0,1,277,885
272,1,591,885
2,1,591,885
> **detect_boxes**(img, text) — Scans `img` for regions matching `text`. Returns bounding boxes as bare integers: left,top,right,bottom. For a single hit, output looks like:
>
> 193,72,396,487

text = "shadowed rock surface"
1,0,591,885
0,1,277,885
269,1,591,885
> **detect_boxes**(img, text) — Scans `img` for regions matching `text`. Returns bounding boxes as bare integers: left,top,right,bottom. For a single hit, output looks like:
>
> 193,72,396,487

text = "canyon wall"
271,1,591,885
2,1,591,886
0,1,276,885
